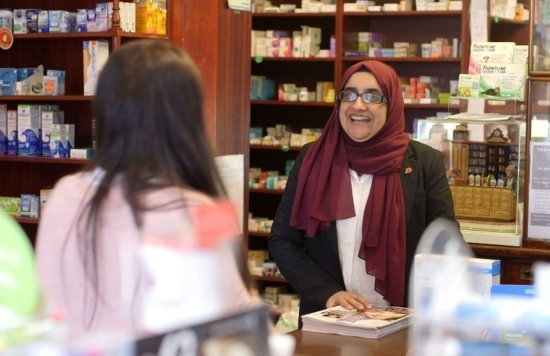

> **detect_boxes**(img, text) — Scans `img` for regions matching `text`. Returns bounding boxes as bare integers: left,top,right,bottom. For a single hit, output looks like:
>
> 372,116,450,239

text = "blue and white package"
0,68,17,96
6,110,17,156
16,68,36,82
41,109,63,157
17,104,41,156
0,105,7,155
50,124,74,158
20,194,40,218
37,10,48,33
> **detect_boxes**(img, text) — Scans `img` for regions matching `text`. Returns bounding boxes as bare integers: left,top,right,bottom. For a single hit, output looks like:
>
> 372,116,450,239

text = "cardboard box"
0,104,6,155
6,110,17,156
50,124,75,158
0,196,20,216
468,42,515,74
415,254,501,299
17,104,40,156
41,109,63,157
83,40,109,96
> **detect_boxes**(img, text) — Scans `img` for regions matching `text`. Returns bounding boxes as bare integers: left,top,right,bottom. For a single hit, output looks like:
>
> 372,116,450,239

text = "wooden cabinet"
0,0,169,242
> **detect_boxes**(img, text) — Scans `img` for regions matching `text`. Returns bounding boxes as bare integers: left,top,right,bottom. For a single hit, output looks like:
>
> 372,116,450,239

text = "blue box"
17,104,41,156
6,110,17,156
0,105,6,155
0,68,17,96
491,285,535,298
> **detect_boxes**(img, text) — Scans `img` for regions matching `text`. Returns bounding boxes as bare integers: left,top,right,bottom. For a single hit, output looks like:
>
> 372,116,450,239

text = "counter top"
289,327,409,356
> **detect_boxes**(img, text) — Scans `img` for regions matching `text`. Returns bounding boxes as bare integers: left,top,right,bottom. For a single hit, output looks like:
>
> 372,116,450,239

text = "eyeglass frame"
337,89,388,105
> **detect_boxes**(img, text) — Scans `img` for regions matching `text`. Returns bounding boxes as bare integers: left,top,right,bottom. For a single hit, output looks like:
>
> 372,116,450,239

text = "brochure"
301,305,413,339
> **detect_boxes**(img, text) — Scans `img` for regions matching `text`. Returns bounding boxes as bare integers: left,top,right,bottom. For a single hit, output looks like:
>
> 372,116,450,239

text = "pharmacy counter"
290,327,409,356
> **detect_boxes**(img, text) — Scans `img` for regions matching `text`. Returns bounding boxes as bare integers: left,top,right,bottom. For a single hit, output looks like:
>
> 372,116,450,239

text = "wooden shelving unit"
0,0,171,239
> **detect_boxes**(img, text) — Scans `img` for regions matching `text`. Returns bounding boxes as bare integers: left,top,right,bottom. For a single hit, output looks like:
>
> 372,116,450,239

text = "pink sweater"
36,171,254,337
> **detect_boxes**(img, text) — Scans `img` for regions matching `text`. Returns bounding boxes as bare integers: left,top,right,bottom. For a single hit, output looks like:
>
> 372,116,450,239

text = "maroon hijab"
289,61,410,306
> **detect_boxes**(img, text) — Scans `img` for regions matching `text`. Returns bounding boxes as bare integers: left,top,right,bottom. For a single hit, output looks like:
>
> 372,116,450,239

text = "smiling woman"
338,72,388,143
268,60,458,328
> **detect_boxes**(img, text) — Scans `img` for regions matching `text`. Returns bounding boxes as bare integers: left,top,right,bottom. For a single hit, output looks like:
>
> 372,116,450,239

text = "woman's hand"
326,291,371,311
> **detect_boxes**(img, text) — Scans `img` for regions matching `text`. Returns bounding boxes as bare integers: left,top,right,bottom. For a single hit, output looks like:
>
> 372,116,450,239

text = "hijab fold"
289,61,410,306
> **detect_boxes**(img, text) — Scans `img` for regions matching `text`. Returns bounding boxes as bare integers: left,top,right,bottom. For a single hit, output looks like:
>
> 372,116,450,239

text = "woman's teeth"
350,115,370,122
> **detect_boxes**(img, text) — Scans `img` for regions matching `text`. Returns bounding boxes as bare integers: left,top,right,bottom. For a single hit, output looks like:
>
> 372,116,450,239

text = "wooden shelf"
14,31,168,40
0,95,93,102
343,10,462,17
342,57,461,63
252,57,335,62
252,12,336,18
253,275,288,283
250,144,302,151
249,231,270,238
251,100,456,110
405,103,459,109
250,188,285,195
251,100,333,107
0,156,89,165
14,217,39,225
490,17,529,25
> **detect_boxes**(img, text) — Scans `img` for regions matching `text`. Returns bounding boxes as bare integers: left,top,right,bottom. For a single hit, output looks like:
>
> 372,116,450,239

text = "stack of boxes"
0,103,77,159
7,2,164,35
459,42,527,100
251,26,323,58
0,65,66,96
402,76,441,104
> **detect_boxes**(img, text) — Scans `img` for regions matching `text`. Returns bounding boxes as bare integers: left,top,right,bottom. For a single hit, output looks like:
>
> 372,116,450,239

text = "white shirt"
336,169,389,307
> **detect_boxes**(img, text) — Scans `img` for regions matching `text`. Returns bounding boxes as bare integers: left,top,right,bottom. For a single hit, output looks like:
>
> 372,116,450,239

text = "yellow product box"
136,0,158,34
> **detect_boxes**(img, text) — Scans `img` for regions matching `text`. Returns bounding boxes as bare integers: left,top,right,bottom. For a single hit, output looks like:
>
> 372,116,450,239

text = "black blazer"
268,140,456,322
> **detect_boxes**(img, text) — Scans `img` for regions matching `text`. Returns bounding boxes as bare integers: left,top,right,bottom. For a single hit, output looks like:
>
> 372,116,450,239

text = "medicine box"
76,9,87,32
479,63,525,100
13,9,27,34
86,9,96,32
0,196,20,216
457,74,480,98
6,110,17,156
26,9,39,33
39,189,52,212
17,104,41,157
46,70,66,95
43,76,59,96
50,124,75,158
19,65,44,96
49,10,73,33
0,104,6,155
468,42,515,75
41,109,63,157
83,40,109,96
136,0,158,34
95,2,112,32
20,194,40,218
0,68,17,96
415,254,500,298
48,10,61,32
38,10,49,33
70,147,92,159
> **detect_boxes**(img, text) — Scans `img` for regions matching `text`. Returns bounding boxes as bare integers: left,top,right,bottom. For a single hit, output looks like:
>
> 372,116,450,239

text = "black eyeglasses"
338,90,388,104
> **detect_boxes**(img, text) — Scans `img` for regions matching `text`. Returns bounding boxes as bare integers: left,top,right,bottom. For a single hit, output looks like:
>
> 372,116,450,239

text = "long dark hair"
74,40,227,327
